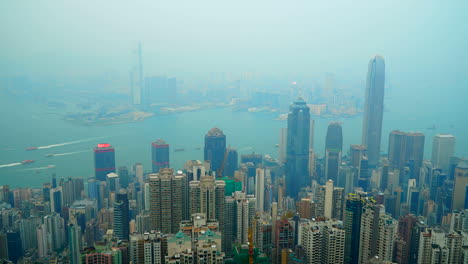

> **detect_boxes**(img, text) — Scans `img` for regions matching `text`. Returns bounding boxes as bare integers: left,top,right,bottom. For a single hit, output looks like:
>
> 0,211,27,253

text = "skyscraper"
358,204,397,263
149,168,184,234
93,143,116,181
204,127,226,175
388,130,425,179
315,180,344,220
278,127,288,163
344,193,367,264
324,123,343,183
189,175,226,229
362,55,385,167
432,134,455,173
452,162,468,211
286,98,310,199
224,191,256,254
113,190,130,240
224,148,238,177
152,139,170,173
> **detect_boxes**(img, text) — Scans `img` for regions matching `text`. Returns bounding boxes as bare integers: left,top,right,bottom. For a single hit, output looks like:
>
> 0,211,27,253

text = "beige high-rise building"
452,162,468,211
315,180,344,220
189,175,226,231
149,168,184,234
417,228,463,264
300,219,345,264
432,134,455,173
359,204,397,263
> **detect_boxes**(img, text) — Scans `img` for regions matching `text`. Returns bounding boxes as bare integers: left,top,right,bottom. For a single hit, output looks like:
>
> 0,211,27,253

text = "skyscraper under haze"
113,190,129,240
93,143,116,181
362,55,385,167
149,168,183,234
432,134,455,173
388,130,425,178
325,123,343,183
286,98,310,199
204,127,226,175
151,139,170,173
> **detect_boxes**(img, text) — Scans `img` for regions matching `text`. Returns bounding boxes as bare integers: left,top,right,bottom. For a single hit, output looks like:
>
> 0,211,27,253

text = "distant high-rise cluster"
3,55,467,264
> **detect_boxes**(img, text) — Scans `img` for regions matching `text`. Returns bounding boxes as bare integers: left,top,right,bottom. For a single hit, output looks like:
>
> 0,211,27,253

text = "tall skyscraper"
189,175,226,230
224,191,256,254
324,123,343,183
152,139,170,173
286,98,310,199
358,204,397,263
149,168,184,234
315,180,344,220
362,55,385,167
113,190,130,240
432,134,455,173
278,127,288,163
388,131,425,179
344,193,368,264
93,143,116,181
224,148,238,177
204,127,226,175
452,162,468,211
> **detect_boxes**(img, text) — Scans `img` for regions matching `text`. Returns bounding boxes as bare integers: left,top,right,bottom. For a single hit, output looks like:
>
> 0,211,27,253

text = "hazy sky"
1,1,467,103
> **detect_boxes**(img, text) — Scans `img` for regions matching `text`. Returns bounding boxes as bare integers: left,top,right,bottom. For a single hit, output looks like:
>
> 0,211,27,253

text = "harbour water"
0,93,465,188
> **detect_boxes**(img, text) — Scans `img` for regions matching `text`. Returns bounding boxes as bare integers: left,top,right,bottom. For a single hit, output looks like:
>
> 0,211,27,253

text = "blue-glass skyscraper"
324,123,343,183
362,55,385,167
93,143,116,181
204,127,226,175
286,98,310,199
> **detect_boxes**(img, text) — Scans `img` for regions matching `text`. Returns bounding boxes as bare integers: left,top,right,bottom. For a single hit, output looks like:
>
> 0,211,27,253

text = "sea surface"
0,93,465,188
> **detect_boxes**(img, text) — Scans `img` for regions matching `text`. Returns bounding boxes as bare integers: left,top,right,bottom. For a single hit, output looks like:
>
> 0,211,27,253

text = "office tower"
131,41,143,105
204,127,227,175
301,219,345,264
69,224,82,264
50,187,63,215
113,190,130,240
388,131,425,178
315,180,344,220
432,134,455,173
324,123,343,183
256,168,265,212
357,156,370,191
278,127,288,163
189,175,225,231
452,162,468,211
350,144,367,168
59,177,84,207
94,143,116,181
286,98,310,199
362,55,385,167
224,191,256,254
136,210,151,234
274,219,294,264
118,166,130,188
393,214,418,264
358,204,397,263
152,139,170,173
106,172,120,193
149,168,183,234
6,230,22,263
344,193,368,264
134,162,144,184
224,148,238,177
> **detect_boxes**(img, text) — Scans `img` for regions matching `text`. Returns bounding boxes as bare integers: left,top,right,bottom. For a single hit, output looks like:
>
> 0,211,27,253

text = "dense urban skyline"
0,1,467,264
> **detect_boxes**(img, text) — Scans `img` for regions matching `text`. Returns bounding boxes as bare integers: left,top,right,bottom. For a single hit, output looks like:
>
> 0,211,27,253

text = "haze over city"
0,1,467,264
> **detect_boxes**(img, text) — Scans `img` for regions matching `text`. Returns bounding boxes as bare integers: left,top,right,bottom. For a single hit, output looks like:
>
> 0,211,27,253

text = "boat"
26,147,38,151
194,147,201,150
275,144,279,147
46,154,55,157
174,148,185,152
21,160,35,164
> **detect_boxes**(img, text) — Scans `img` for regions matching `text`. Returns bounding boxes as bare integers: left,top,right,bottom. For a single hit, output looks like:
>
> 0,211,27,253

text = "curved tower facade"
362,55,385,167
204,127,226,175
286,98,310,199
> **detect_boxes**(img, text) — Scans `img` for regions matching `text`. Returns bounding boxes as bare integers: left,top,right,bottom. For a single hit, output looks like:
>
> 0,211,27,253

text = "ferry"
174,148,185,152
46,154,55,157
21,160,35,164
26,147,38,151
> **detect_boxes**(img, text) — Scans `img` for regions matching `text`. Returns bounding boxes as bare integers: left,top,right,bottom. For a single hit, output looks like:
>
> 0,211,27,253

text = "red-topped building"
93,143,115,181
151,139,169,173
